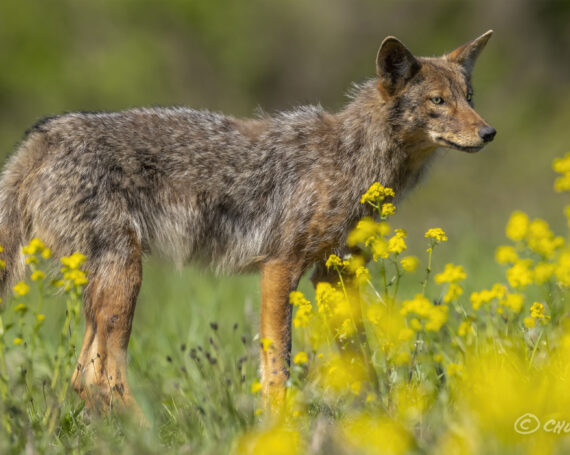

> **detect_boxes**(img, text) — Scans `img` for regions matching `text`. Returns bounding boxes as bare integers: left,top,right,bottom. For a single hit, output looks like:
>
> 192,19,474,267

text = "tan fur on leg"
73,236,142,415
260,260,301,405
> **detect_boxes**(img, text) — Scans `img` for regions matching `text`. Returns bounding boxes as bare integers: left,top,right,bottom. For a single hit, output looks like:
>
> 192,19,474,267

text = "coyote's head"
376,30,496,153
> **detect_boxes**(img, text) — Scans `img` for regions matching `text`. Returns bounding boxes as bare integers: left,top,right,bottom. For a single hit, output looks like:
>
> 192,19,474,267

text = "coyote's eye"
430,96,444,105
466,93,473,102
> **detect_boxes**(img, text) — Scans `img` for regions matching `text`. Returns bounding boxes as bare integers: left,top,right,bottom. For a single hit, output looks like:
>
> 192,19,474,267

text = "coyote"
0,31,495,412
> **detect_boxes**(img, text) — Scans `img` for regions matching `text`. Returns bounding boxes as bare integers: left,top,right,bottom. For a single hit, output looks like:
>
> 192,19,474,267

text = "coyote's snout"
0,31,495,414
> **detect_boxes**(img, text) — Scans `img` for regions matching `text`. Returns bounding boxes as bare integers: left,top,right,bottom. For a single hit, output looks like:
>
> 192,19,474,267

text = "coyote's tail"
0,153,32,296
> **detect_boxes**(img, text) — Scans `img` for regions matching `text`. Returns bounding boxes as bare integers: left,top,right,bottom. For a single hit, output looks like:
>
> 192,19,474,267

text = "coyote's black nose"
478,125,496,143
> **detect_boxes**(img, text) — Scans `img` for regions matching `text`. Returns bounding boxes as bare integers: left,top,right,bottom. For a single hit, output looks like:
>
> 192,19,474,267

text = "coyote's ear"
446,30,493,73
376,37,420,97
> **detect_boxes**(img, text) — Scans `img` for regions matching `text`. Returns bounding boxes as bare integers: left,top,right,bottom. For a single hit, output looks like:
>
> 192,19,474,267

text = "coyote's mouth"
437,137,484,153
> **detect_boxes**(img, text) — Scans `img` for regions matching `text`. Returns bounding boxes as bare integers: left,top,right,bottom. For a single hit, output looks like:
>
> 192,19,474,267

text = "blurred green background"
0,0,568,413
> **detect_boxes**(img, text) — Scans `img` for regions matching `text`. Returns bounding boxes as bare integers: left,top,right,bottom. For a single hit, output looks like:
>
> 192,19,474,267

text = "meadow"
0,152,569,455
0,2,568,454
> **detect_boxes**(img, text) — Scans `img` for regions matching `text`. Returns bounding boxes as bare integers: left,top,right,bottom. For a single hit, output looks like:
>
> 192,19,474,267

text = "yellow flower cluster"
13,281,30,297
290,291,312,328
424,228,448,243
325,254,343,269
553,152,570,192
469,284,506,310
318,354,368,395
494,245,518,265
22,238,52,260
387,229,407,255
316,282,358,341
360,182,395,205
505,212,563,258
381,202,396,217
293,351,308,365
505,258,533,288
260,338,273,352
58,252,88,288
401,294,448,332
528,302,550,325
434,264,466,284
400,256,419,273
435,264,466,303
347,217,389,246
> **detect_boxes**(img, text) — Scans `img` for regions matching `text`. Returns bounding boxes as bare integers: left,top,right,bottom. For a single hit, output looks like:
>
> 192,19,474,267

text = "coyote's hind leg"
72,234,142,414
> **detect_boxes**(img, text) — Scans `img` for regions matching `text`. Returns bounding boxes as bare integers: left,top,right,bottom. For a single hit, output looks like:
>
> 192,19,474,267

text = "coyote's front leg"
259,260,302,404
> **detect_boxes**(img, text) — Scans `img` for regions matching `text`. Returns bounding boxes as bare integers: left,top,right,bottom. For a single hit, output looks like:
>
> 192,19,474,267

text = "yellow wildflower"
554,173,570,192
347,217,390,247
13,337,23,346
523,316,536,328
433,353,443,363
388,231,407,255
443,283,463,303
22,237,45,256
381,202,396,217
499,293,524,313
41,248,52,259
354,266,370,285
325,254,343,269
370,237,390,261
425,228,448,243
319,354,368,395
495,245,518,265
31,270,46,281
315,282,345,316
293,351,308,364
435,263,466,284
360,182,395,205
526,218,563,258
424,305,448,331
400,256,419,273
342,255,365,274
401,294,448,332
505,211,529,241
250,380,262,393
61,252,87,270
410,318,422,331
337,318,356,341
260,338,273,351
0,259,5,269
458,320,473,337
13,281,30,297
36,314,46,323
534,262,555,284
553,152,570,174
64,269,88,286
293,303,312,328
289,291,309,307
506,259,533,288
556,250,570,287
530,302,549,322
